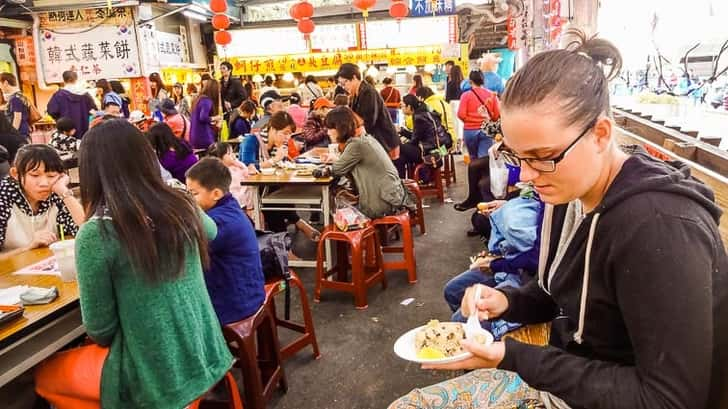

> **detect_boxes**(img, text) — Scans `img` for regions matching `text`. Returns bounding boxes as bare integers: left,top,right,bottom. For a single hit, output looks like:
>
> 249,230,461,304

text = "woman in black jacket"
390,29,727,409
393,95,437,178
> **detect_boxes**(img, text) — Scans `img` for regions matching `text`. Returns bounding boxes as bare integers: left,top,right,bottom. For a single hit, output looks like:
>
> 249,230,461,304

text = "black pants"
393,142,422,178
263,209,300,232
461,156,495,205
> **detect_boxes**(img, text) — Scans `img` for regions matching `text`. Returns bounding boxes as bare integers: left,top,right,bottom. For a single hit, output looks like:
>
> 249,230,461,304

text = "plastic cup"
49,239,77,282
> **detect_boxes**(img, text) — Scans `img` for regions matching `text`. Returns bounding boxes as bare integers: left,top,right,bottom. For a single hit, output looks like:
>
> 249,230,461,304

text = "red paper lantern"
215,30,232,46
290,1,314,21
212,14,230,30
389,0,409,20
297,18,315,37
353,0,377,18
210,0,227,14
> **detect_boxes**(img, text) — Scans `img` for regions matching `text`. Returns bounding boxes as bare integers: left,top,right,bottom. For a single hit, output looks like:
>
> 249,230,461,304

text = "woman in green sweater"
35,119,233,409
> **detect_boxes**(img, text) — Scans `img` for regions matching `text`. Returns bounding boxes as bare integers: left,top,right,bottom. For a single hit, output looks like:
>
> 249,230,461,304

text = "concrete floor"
270,158,483,409
2,158,484,409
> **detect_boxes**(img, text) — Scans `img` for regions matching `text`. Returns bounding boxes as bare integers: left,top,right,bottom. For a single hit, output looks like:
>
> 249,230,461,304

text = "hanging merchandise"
353,0,377,19
212,14,231,30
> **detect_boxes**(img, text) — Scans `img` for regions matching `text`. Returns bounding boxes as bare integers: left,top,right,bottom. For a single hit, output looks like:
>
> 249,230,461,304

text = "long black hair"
147,122,192,160
79,119,209,282
13,144,64,186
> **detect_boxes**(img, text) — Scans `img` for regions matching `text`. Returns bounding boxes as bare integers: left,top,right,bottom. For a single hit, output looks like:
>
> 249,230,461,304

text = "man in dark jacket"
336,63,400,155
46,71,97,138
219,61,247,117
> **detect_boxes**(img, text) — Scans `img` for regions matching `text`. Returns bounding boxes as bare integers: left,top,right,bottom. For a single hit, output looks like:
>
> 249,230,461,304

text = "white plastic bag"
489,143,509,199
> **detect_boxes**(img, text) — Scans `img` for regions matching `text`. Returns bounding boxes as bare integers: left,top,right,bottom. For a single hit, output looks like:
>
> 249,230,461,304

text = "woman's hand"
247,164,259,174
461,284,509,321
51,174,71,197
422,341,505,371
477,200,507,215
29,230,58,249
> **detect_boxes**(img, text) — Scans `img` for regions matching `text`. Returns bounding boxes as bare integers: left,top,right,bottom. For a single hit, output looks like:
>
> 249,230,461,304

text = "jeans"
462,129,493,159
444,267,527,340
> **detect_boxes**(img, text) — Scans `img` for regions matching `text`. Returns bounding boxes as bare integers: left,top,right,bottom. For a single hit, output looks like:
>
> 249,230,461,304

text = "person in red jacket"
457,70,500,160
380,77,401,124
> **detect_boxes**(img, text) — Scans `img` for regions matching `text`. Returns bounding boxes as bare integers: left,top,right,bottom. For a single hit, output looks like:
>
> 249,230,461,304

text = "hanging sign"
227,47,453,75
157,31,188,66
361,16,457,49
37,7,141,83
14,37,36,67
409,0,456,17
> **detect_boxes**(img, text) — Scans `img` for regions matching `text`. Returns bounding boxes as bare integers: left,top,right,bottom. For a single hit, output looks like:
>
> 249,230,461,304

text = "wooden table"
242,172,334,269
0,249,84,388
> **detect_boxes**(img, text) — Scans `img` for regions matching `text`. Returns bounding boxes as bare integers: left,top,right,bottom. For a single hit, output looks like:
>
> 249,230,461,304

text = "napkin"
0,285,29,305
20,286,59,305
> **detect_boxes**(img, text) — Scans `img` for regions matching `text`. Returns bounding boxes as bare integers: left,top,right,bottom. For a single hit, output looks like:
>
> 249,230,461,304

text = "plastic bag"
220,118,230,142
489,143,508,199
334,200,370,231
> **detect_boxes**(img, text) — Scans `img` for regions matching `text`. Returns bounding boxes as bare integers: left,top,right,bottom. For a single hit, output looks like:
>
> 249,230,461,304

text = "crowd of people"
0,28,725,409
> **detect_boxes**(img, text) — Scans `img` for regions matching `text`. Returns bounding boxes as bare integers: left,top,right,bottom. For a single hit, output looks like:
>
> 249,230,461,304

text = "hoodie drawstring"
574,212,601,344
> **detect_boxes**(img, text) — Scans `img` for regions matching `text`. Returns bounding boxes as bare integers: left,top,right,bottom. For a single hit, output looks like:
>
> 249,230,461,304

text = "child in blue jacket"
186,157,265,324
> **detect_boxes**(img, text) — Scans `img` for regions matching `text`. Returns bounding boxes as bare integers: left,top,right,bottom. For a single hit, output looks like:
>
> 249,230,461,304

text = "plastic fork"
464,285,490,342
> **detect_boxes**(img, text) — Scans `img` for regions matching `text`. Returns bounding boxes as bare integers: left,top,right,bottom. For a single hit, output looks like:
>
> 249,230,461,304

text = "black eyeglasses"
498,118,597,173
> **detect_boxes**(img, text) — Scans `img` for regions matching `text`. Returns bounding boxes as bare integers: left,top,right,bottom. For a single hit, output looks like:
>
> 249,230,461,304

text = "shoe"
454,201,477,212
466,229,480,237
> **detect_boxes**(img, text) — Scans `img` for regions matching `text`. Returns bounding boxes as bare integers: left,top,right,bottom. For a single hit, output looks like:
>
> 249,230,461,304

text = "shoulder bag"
470,89,502,139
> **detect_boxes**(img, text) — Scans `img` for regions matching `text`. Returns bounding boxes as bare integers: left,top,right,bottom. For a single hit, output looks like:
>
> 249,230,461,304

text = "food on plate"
414,320,466,359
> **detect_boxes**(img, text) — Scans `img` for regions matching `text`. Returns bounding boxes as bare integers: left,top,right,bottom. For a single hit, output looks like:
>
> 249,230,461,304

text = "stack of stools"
264,270,321,361
372,211,417,284
402,179,426,235
222,300,287,409
315,224,386,309
188,372,244,409
413,163,445,203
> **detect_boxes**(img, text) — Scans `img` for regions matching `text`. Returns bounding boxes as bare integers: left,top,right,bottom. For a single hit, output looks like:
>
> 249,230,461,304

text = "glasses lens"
500,151,521,167
527,159,556,173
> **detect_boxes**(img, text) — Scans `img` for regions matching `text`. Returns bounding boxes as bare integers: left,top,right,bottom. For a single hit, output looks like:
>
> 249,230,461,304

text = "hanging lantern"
389,0,408,21
290,1,314,21
210,0,227,14
353,0,376,19
297,18,315,39
212,14,230,30
215,30,232,46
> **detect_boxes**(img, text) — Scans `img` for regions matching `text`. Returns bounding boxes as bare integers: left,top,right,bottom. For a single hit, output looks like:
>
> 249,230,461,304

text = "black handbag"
255,230,293,318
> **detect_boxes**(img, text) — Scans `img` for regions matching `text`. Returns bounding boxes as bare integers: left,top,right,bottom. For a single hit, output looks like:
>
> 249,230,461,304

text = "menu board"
220,27,308,58
310,24,358,52
363,16,457,49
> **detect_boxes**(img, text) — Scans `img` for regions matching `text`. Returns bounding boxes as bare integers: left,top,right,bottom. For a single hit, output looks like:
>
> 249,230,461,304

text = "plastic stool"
265,270,321,361
188,371,244,409
373,212,417,284
223,300,287,409
314,225,386,309
402,179,426,235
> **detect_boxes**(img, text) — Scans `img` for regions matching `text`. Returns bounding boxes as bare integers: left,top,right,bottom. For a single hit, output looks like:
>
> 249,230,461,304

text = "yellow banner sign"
39,7,133,30
227,47,461,75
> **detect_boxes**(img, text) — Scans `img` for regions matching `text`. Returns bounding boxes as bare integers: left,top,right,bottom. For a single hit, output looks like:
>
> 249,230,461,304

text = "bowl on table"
260,168,276,176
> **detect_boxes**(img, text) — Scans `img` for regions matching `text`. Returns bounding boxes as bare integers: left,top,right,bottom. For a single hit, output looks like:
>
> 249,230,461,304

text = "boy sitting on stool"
186,157,265,324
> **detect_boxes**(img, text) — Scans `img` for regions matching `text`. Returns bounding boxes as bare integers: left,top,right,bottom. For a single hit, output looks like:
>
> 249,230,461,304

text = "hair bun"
563,28,623,81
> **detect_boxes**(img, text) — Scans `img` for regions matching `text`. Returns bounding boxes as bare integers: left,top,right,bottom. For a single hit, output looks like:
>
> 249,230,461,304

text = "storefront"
220,16,468,98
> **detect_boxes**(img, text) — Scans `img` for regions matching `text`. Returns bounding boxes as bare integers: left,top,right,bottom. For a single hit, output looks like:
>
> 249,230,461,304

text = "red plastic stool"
223,299,287,409
188,371,244,409
403,179,426,235
314,224,386,309
373,212,417,284
414,163,445,203
265,270,321,361
442,153,456,186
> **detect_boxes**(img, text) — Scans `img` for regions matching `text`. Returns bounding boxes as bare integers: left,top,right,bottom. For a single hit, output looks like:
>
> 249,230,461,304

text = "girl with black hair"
148,122,198,181
0,144,83,258
393,94,438,178
34,119,233,409
109,80,131,118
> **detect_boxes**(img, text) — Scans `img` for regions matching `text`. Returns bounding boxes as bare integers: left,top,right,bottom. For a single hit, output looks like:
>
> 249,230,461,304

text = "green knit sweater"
75,213,233,409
